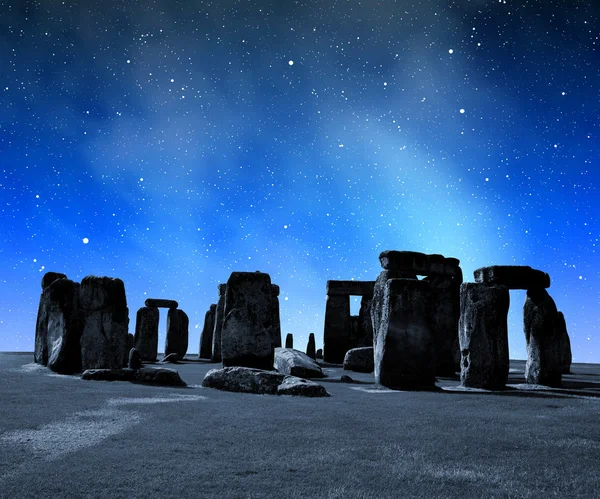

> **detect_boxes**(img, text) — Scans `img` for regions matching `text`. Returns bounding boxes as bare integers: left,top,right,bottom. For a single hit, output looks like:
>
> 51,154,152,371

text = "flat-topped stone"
474,266,550,290
378,250,461,278
326,280,376,297
145,298,178,308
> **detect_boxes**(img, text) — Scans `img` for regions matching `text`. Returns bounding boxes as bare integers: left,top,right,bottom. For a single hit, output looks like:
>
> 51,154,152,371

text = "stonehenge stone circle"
285,333,294,349
145,298,178,309
35,272,68,366
221,271,279,370
211,283,227,362
459,282,510,390
134,306,159,362
316,348,323,359
379,250,461,280
165,308,189,359
199,304,217,359
273,347,324,378
474,265,550,290
374,278,436,389
306,333,316,360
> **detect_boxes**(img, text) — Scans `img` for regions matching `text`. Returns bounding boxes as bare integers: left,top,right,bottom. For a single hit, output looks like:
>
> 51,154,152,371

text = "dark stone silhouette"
343,347,374,373
35,271,68,365
134,306,159,362
82,367,186,386
145,298,178,309
316,348,323,359
211,283,226,362
285,333,294,349
379,250,461,279
555,311,572,374
306,333,316,360
459,283,510,389
128,347,142,369
199,304,216,359
474,265,550,290
165,308,188,359
272,284,282,348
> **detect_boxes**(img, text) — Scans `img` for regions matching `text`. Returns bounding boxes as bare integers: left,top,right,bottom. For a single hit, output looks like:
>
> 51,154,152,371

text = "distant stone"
161,353,180,364
165,308,189,358
81,367,186,386
474,266,550,290
134,306,159,362
285,333,294,349
41,271,67,290
306,333,316,360
273,347,325,378
211,283,227,362
340,375,355,383
199,304,216,359
524,288,562,387
79,276,129,371
556,311,572,374
459,283,510,390
343,347,374,373
277,377,330,397
144,298,178,309
128,348,142,369
316,349,323,359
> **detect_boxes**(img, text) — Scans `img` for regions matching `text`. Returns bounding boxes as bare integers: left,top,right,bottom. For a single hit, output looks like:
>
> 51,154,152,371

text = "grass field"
1,352,599,498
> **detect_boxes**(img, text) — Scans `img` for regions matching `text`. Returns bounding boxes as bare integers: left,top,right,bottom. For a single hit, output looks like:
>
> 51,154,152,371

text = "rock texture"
199,304,216,359
378,250,461,279
306,333,316,360
201,367,329,397
285,333,294,349
221,272,278,370
323,293,351,364
271,284,282,349
556,311,572,374
79,276,129,371
474,266,550,290
358,296,374,347
128,348,142,369
211,283,226,362
144,298,178,309
524,288,562,386
374,278,435,389
81,367,186,386
343,347,374,373
459,283,510,389
134,306,159,362
273,347,325,378
165,308,189,359
35,272,69,366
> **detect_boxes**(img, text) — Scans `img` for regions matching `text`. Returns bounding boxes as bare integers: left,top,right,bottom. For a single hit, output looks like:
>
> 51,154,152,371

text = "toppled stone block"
343,347,374,373
474,266,550,290
277,376,330,397
144,298,178,309
134,306,159,362
316,349,323,359
459,283,510,389
274,347,325,378
81,367,186,386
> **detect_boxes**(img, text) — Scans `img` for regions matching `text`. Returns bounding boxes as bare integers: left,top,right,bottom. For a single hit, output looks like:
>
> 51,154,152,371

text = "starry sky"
1,0,599,363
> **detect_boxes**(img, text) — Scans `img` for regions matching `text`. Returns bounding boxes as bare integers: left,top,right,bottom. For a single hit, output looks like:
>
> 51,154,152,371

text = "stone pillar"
524,288,562,386
459,283,510,389
177,309,189,358
211,284,226,362
134,306,159,362
556,311,572,374
358,296,373,347
199,304,216,359
272,284,282,348
285,333,293,349
306,333,316,359
323,294,351,364
374,278,435,389
35,271,67,365
165,307,188,359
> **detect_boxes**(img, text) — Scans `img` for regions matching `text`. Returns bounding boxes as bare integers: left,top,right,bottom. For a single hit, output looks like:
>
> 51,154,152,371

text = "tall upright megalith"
272,284,282,348
221,271,278,370
35,271,68,365
285,333,294,349
165,306,189,359
306,333,316,360
134,306,159,361
555,311,572,374
199,304,216,359
211,283,226,362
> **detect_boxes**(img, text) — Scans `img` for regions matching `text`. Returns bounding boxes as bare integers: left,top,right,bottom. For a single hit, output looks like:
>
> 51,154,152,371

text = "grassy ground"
1,352,599,498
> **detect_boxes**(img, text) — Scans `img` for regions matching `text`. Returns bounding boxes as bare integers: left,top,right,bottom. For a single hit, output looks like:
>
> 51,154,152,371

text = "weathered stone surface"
326,280,375,297
165,308,189,358
44,278,84,374
459,283,510,389
128,348,142,369
474,266,550,290
199,304,216,359
378,250,461,279
272,284,282,349
221,272,277,370
201,367,329,397
81,367,186,386
316,348,323,359
524,288,562,386
144,298,178,309
556,312,572,374
134,306,159,362
343,347,374,373
79,276,129,370
273,347,325,378
358,296,374,347
41,272,67,290
424,276,461,376
374,279,435,389
124,333,135,368
277,377,330,397
161,353,180,363
323,294,350,364
285,333,294,349
211,283,227,362
306,333,316,360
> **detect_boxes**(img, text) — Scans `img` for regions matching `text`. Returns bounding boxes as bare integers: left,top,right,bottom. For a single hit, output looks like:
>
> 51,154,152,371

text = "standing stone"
285,333,294,349
272,284,282,348
35,272,68,365
128,347,142,369
134,306,159,362
165,308,188,359
211,284,226,362
556,311,572,374
306,333,316,360
524,288,562,386
358,296,374,347
221,271,277,370
45,278,84,374
374,279,435,389
199,304,216,359
79,276,129,371
316,348,323,359
459,283,510,390
323,294,351,364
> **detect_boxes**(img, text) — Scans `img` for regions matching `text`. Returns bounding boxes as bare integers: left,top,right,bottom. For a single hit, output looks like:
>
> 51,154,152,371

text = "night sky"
1,1,599,363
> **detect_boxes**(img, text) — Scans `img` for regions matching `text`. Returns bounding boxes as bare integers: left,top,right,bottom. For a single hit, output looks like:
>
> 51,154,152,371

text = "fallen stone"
343,347,374,373
285,333,294,349
277,377,330,397
134,306,159,362
459,283,510,390
79,276,129,370
161,353,180,364
306,333,316,360
81,367,186,386
474,266,550,290
340,375,355,383
128,348,142,369
144,298,178,309
556,311,572,374
211,283,227,362
524,288,562,387
199,304,216,359
273,347,325,378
